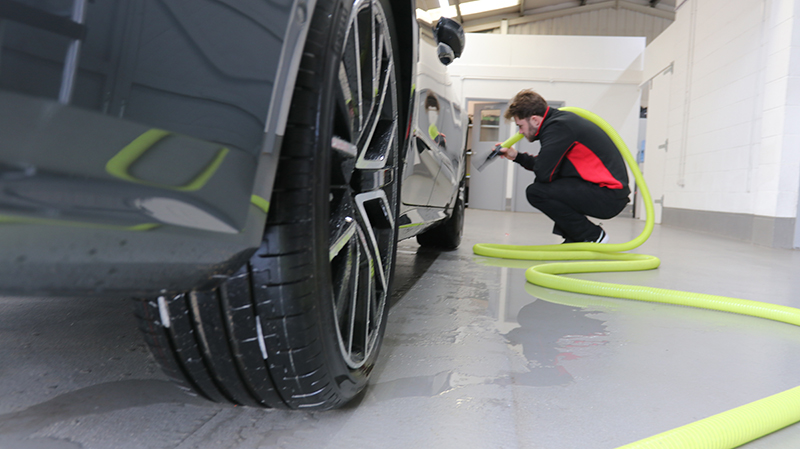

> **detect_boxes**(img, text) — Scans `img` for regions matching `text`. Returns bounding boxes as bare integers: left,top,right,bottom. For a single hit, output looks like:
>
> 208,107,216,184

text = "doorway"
467,101,510,211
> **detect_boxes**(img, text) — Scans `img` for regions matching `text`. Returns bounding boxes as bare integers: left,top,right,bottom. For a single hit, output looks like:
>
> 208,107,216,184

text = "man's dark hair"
505,89,548,120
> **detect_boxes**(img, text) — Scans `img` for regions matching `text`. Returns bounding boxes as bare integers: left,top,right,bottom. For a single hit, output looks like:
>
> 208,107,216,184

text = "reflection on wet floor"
474,257,610,387
0,380,206,449
375,209,800,448
369,371,455,401
503,299,607,386
5,209,800,448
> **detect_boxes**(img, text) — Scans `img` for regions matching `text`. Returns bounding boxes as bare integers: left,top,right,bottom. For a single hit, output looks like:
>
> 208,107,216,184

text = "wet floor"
3,209,800,448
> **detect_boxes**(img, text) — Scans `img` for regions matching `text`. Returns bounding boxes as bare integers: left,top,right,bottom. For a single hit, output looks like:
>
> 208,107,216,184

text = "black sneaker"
594,229,609,244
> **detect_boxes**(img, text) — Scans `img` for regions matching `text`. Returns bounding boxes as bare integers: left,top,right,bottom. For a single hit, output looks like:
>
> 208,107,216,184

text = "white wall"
643,0,800,221
447,33,646,191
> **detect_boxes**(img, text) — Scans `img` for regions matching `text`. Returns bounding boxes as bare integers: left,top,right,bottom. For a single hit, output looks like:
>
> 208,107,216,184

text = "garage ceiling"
417,0,677,32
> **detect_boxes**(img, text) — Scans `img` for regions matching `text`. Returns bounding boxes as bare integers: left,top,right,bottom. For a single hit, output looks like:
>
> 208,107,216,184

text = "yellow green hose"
473,107,800,448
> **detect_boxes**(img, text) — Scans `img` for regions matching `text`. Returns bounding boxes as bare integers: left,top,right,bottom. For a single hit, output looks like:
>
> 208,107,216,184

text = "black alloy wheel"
327,0,400,371
136,0,402,410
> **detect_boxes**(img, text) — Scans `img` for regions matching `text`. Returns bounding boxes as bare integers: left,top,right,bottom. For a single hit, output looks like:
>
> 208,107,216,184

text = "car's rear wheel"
136,0,401,410
416,194,464,250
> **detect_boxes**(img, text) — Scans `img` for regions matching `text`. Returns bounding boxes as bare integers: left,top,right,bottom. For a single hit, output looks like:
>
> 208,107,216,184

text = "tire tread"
135,0,395,411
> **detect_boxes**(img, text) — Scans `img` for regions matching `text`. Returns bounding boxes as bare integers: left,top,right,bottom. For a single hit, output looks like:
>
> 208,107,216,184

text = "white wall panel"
642,0,800,222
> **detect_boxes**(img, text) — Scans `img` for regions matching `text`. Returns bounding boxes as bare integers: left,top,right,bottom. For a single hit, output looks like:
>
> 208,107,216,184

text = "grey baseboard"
661,207,796,249
622,204,634,217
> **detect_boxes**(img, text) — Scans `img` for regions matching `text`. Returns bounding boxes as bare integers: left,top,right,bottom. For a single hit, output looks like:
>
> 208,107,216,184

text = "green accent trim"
428,124,440,141
0,214,160,231
181,147,229,191
106,129,229,191
127,223,161,231
107,130,170,179
399,222,426,229
250,195,270,214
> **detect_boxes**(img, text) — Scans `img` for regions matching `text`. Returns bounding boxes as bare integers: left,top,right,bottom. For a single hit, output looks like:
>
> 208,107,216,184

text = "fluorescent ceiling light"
460,0,520,15
439,0,451,17
419,0,520,21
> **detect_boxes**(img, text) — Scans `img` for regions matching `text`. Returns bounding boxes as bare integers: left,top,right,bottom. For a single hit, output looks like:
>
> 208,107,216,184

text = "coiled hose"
472,107,800,448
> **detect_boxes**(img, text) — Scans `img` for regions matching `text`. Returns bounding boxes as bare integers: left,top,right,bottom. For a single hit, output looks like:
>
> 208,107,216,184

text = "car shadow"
389,244,441,309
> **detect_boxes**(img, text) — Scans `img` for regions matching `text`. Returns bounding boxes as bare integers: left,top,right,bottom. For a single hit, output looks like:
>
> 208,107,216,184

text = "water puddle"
475,257,611,387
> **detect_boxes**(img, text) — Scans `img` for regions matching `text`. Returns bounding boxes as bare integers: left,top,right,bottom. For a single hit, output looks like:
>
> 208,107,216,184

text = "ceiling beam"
622,0,673,18
463,0,674,32
464,1,611,32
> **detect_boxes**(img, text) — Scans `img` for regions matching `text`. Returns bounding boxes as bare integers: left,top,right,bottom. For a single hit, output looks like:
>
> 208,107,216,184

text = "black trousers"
525,178,630,242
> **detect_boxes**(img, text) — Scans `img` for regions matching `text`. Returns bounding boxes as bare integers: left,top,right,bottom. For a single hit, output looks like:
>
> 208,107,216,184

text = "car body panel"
1,91,258,233
396,205,448,241
0,1,465,295
0,0,300,294
398,21,467,218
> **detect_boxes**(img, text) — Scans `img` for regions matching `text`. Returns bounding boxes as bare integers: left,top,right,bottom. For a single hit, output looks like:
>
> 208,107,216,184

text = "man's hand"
499,145,517,160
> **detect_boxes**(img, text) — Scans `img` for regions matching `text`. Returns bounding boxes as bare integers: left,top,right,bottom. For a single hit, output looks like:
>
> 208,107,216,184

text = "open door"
468,102,509,211
643,66,673,224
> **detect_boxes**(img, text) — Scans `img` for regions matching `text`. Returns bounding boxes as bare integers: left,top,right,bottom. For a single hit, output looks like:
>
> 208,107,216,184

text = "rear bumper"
0,204,266,296
0,0,315,296
0,92,267,295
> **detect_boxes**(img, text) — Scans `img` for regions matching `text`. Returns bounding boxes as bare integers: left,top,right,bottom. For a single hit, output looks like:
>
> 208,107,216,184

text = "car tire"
136,0,402,410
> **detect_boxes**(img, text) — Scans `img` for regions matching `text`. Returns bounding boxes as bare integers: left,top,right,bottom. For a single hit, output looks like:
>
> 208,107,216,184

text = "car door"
401,88,444,207
427,93,465,207
401,23,452,208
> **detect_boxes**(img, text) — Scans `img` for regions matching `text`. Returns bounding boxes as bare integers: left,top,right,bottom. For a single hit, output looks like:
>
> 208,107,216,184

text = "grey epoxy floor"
3,209,800,448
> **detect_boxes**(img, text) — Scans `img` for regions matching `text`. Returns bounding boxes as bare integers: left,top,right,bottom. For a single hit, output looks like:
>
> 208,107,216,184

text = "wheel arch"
253,0,418,214
387,1,419,160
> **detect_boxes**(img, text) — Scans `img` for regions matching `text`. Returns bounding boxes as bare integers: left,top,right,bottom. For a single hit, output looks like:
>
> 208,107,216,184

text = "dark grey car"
0,0,467,410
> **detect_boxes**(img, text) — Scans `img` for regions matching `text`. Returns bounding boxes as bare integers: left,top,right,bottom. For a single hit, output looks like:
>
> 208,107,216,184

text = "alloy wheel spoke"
354,190,392,294
337,65,357,139
329,215,356,262
363,256,373,351
352,10,364,131
329,0,396,370
356,61,394,170
346,237,360,359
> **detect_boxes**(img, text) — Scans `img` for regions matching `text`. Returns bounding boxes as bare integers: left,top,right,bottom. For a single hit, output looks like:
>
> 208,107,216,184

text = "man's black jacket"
514,107,630,194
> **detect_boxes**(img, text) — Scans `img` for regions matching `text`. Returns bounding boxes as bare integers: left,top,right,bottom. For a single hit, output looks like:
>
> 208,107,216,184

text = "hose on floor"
472,107,800,448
